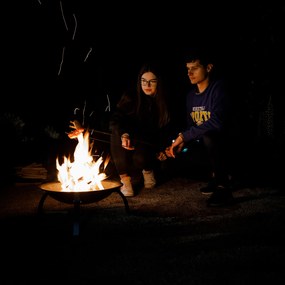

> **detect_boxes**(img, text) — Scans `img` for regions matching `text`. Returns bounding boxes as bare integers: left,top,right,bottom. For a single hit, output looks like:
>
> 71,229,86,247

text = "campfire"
56,121,109,192
38,118,127,201
38,120,128,235
40,120,125,200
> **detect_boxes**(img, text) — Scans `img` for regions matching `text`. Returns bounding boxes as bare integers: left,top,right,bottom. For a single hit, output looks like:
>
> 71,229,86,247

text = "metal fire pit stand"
38,182,129,236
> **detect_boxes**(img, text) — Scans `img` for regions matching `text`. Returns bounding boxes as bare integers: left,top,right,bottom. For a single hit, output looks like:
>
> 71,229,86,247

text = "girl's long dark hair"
135,62,170,128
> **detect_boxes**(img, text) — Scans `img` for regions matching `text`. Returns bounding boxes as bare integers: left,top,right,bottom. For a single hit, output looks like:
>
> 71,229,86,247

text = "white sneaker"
120,176,134,197
142,170,156,189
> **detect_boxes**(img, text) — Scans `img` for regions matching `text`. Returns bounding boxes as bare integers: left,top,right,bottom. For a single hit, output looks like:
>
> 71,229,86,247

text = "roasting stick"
65,120,169,160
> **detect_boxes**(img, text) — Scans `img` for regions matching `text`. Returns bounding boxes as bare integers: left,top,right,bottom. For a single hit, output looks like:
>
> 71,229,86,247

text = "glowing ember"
56,130,108,192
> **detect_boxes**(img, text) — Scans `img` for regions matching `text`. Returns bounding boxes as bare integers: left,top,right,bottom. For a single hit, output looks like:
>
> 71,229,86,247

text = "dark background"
1,4,284,282
1,1,285,180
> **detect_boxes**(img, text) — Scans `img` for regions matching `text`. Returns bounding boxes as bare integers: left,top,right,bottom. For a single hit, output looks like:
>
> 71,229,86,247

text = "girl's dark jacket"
109,91,174,153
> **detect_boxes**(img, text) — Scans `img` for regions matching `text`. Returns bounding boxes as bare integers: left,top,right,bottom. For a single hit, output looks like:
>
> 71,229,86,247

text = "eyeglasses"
141,78,158,86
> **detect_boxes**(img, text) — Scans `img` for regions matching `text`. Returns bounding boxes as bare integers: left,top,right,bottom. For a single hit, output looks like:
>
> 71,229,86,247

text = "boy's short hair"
184,47,216,66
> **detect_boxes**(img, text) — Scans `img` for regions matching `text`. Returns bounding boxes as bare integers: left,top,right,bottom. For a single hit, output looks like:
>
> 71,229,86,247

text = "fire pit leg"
115,189,130,214
72,200,81,236
37,192,49,215
37,192,82,237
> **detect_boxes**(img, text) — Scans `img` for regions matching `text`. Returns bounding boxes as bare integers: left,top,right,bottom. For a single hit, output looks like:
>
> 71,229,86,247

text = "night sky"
2,1,285,138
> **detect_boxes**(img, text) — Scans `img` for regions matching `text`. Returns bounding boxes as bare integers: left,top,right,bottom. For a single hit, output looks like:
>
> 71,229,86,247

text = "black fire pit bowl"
39,180,123,204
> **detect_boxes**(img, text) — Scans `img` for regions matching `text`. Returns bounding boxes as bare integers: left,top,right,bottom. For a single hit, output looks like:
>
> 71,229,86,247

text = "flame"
56,130,107,191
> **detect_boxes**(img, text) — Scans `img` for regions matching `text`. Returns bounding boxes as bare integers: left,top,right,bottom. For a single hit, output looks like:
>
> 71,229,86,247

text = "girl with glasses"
109,62,174,197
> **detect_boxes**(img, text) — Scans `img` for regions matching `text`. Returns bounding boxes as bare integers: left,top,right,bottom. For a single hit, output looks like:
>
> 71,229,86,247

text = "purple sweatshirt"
182,79,229,142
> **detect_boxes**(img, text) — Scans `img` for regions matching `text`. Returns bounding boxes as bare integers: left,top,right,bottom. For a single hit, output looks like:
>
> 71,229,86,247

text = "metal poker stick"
90,129,154,147
68,121,169,161
67,121,153,146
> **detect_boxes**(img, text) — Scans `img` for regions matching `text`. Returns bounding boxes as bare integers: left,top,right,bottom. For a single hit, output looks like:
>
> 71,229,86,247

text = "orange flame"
56,130,107,191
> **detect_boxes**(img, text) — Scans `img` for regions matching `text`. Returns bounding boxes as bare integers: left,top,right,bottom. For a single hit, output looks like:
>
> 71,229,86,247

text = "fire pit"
38,180,129,236
38,122,129,236
39,180,126,205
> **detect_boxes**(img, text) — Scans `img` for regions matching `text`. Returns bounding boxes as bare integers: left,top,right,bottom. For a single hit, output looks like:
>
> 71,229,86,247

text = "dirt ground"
0,165,284,284
0,135,283,283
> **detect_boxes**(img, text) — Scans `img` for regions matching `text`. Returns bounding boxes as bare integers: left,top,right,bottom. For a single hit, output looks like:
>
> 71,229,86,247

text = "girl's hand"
157,151,168,161
121,134,135,150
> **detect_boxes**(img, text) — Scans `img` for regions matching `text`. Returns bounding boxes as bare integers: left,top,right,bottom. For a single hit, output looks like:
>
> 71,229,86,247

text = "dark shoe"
200,183,216,195
207,186,234,207
200,176,218,194
202,174,234,195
